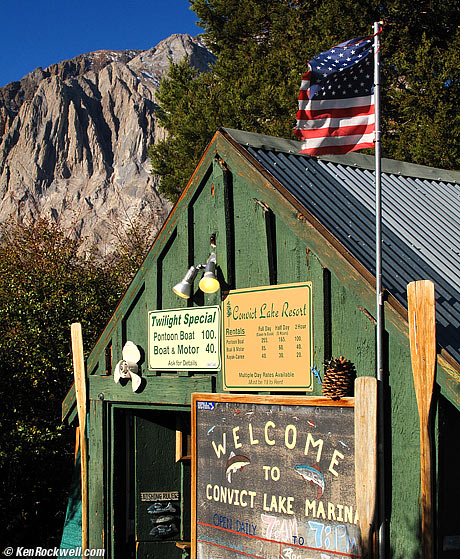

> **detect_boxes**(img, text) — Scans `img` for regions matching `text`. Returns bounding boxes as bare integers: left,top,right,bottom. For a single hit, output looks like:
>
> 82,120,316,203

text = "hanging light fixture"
172,250,220,299
172,265,202,299
199,253,220,294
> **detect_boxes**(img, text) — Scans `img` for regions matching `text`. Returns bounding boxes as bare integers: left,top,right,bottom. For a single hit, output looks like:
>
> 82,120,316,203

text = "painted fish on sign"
193,395,360,559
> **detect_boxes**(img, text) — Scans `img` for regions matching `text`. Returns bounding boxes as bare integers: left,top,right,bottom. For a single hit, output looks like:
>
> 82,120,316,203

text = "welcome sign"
191,393,360,559
222,283,313,391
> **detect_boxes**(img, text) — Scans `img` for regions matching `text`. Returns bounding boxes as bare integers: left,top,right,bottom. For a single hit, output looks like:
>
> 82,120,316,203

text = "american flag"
294,37,375,156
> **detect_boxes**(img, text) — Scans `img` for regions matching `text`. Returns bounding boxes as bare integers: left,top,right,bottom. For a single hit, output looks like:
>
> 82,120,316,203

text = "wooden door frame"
91,402,191,556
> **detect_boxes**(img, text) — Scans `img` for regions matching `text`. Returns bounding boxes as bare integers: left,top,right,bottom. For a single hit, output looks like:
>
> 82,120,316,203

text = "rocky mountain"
0,34,215,255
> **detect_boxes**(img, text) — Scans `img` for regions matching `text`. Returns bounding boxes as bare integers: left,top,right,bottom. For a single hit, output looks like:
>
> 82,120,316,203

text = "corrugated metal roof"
223,128,460,365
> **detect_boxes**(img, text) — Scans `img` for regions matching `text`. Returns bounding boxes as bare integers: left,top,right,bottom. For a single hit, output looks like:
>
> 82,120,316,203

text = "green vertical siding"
88,398,105,549
73,132,459,558
386,322,422,557
330,277,376,376
275,218,324,396
232,185,271,288
123,284,147,358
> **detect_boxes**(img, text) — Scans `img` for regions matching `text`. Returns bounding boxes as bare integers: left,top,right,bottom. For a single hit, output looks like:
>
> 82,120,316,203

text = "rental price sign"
148,305,221,371
222,282,313,391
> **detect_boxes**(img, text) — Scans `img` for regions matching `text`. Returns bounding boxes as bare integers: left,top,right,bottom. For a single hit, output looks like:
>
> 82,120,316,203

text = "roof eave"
218,128,460,386
222,128,460,183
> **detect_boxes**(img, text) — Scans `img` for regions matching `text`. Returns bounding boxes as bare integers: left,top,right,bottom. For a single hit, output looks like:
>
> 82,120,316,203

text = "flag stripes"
294,37,375,156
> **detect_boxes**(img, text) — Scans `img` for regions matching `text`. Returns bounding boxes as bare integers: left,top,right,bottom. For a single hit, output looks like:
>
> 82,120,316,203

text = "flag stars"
307,41,373,101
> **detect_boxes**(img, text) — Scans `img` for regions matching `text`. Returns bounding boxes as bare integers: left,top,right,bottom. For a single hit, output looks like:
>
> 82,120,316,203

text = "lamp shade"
172,266,200,299
198,253,220,294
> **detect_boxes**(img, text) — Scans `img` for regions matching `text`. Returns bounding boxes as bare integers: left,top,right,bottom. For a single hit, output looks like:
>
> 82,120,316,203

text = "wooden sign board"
222,282,313,391
192,393,361,559
148,305,221,371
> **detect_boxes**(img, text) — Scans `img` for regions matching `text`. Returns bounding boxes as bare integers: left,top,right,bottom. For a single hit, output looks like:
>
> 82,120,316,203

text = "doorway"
109,406,191,558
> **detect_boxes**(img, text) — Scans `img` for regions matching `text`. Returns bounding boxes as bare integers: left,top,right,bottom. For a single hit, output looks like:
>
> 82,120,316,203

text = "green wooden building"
62,128,460,558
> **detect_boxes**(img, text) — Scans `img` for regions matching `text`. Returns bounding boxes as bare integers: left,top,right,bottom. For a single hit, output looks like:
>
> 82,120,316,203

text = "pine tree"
0,219,131,545
150,0,459,203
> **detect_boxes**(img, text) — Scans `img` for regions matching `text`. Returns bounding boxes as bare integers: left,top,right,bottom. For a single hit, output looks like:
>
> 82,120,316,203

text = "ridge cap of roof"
221,128,460,184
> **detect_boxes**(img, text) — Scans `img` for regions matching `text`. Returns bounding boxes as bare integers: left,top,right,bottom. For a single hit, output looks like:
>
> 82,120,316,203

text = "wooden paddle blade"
355,376,378,558
407,280,436,559
70,322,88,553
71,322,87,432
407,280,436,419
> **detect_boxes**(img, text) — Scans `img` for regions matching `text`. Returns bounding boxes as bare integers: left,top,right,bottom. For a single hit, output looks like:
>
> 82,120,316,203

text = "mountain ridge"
0,33,215,254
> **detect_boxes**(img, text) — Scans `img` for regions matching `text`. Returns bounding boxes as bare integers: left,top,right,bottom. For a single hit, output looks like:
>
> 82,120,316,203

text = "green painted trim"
88,399,105,549
110,403,191,412
107,404,115,556
88,374,214,405
62,383,77,424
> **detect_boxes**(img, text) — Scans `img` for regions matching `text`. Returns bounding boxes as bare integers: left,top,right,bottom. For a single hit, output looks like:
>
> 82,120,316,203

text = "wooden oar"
407,280,436,559
354,376,378,558
71,322,88,553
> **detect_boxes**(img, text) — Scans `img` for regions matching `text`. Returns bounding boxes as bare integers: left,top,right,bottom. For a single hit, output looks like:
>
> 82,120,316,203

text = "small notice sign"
140,491,180,502
148,306,221,371
222,282,313,391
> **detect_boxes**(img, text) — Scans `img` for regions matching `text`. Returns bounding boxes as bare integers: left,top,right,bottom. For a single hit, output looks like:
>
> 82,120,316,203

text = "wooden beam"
61,382,76,424
354,376,377,558
408,280,436,559
71,323,88,553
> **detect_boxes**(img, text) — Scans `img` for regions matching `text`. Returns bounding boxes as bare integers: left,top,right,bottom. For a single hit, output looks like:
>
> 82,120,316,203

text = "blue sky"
0,0,202,87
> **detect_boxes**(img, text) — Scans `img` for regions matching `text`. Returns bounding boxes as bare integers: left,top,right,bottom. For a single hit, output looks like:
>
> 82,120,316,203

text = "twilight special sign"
148,305,220,371
222,282,313,392
192,394,361,559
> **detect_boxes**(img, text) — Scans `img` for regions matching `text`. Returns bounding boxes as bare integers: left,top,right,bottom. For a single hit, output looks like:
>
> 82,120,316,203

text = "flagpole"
374,20,386,559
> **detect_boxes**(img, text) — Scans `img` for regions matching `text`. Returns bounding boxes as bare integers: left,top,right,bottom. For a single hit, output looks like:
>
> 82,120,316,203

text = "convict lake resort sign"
222,282,313,391
148,306,221,370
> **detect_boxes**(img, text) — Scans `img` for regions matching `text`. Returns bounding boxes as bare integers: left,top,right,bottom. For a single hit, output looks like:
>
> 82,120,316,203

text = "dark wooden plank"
88,374,214,405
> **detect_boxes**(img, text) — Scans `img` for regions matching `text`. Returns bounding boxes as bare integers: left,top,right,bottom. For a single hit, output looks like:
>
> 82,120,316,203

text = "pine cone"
322,356,356,400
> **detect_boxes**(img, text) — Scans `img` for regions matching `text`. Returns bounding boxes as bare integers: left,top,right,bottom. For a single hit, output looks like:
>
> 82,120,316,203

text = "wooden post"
354,376,378,558
71,323,88,553
407,280,436,559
